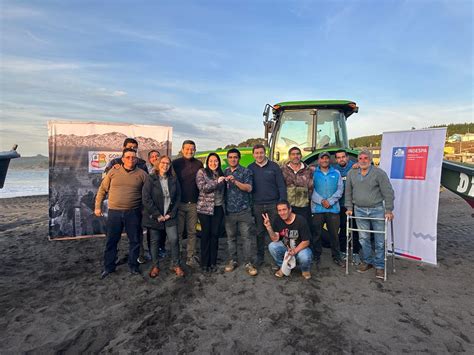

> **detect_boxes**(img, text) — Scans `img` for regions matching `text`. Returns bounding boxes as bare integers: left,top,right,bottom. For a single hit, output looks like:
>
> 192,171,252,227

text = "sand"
0,190,473,353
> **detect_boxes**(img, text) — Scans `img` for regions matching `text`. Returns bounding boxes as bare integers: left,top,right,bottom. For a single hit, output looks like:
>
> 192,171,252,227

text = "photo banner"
379,128,447,265
48,121,172,239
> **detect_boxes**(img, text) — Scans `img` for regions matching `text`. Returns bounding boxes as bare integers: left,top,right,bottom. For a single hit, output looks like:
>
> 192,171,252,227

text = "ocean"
0,169,48,198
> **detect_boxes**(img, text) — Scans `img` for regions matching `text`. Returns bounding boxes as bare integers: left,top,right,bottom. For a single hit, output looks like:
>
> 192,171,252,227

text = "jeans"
268,241,313,272
199,206,224,268
225,208,254,264
253,203,277,264
103,208,142,273
149,225,180,268
312,212,341,260
339,206,360,254
178,202,198,259
354,205,386,269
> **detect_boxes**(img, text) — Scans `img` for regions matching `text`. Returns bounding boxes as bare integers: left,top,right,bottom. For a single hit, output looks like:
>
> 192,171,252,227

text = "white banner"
380,128,447,265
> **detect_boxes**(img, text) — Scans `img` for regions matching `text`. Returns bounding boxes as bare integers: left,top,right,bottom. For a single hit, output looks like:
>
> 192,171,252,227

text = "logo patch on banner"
390,146,429,180
88,151,122,173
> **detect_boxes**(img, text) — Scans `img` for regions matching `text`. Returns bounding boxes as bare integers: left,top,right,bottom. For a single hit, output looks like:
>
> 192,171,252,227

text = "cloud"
0,4,43,19
94,88,127,97
1,57,109,73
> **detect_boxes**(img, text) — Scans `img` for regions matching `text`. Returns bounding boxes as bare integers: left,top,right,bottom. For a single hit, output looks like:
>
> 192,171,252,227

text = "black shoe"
256,257,264,267
100,270,113,279
209,265,218,273
333,258,344,267
129,268,141,275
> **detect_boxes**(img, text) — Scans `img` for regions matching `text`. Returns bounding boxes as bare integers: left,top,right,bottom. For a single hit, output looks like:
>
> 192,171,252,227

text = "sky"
1,0,472,156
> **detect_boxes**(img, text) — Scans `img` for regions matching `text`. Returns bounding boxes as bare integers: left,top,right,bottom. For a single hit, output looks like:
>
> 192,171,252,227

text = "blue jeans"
354,205,385,269
268,241,313,272
149,225,180,268
103,208,142,273
225,208,254,264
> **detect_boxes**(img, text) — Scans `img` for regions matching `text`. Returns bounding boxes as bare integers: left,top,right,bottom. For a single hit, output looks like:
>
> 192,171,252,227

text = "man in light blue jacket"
311,151,344,266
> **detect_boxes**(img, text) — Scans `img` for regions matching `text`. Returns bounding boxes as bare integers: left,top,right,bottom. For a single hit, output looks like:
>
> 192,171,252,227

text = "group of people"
95,137,395,281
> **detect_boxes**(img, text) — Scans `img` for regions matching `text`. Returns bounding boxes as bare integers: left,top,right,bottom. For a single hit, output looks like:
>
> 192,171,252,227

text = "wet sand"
0,190,473,353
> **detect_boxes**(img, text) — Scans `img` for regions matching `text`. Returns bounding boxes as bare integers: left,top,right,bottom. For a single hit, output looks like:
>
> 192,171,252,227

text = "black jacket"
142,174,181,230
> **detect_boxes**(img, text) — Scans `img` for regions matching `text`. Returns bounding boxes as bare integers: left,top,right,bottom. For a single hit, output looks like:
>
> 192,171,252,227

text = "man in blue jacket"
311,151,344,266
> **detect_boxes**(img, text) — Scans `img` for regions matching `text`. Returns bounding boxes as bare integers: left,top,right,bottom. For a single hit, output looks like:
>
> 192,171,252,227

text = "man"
104,138,148,174
147,150,160,173
172,140,203,267
223,148,258,276
345,149,395,279
248,144,287,266
281,146,313,227
95,148,149,279
334,149,361,265
263,200,313,279
311,151,344,266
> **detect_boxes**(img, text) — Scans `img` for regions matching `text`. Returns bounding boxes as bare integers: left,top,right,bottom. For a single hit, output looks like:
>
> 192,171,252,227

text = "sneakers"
224,260,238,272
186,256,199,267
352,253,361,266
302,271,311,280
333,258,344,267
209,265,218,273
245,263,258,276
375,269,384,280
357,263,374,273
137,256,147,264
100,270,113,280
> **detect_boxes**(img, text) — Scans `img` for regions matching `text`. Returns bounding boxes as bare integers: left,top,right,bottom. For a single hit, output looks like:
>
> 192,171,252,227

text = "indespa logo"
390,146,429,180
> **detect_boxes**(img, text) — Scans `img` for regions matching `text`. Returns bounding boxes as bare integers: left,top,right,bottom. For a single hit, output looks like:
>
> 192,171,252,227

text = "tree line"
349,123,473,148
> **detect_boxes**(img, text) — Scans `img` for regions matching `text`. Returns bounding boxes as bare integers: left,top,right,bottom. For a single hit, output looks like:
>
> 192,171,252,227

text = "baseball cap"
318,151,330,159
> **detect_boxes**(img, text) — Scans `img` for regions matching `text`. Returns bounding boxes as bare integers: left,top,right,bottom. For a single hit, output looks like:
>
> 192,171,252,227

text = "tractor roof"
274,100,358,117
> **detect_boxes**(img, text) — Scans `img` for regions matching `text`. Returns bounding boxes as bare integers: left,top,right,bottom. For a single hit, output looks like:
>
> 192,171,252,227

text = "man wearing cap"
345,149,394,279
311,151,344,266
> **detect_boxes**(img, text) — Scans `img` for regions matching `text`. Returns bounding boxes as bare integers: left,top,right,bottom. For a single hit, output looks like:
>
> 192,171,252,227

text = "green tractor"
196,100,360,168
261,100,359,165
196,99,473,208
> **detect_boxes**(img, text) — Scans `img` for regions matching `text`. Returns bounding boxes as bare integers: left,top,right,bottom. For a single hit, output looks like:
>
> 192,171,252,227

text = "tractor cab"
263,100,358,163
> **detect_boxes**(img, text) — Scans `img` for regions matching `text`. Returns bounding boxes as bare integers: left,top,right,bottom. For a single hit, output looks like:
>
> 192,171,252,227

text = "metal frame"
345,215,395,281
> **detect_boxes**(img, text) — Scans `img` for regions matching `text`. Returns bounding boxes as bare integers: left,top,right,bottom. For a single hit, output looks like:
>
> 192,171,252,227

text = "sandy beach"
0,190,473,353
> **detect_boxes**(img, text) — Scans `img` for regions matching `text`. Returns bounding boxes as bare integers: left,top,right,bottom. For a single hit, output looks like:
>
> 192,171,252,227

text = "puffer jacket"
281,162,314,208
142,173,181,229
196,168,225,215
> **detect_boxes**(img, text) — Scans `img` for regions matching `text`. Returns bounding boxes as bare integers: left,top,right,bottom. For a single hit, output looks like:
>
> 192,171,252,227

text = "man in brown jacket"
95,148,149,279
281,146,314,228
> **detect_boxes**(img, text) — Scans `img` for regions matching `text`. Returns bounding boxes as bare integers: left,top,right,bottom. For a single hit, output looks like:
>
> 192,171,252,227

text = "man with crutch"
345,149,395,279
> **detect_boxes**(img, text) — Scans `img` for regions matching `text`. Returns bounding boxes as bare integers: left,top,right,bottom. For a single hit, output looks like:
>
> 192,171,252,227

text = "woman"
196,153,226,272
142,155,184,278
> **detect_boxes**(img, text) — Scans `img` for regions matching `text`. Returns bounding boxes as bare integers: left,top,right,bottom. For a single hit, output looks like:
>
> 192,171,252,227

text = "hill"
349,122,473,148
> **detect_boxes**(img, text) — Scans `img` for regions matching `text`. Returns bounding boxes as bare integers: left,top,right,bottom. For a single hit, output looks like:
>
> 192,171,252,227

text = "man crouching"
263,200,313,280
